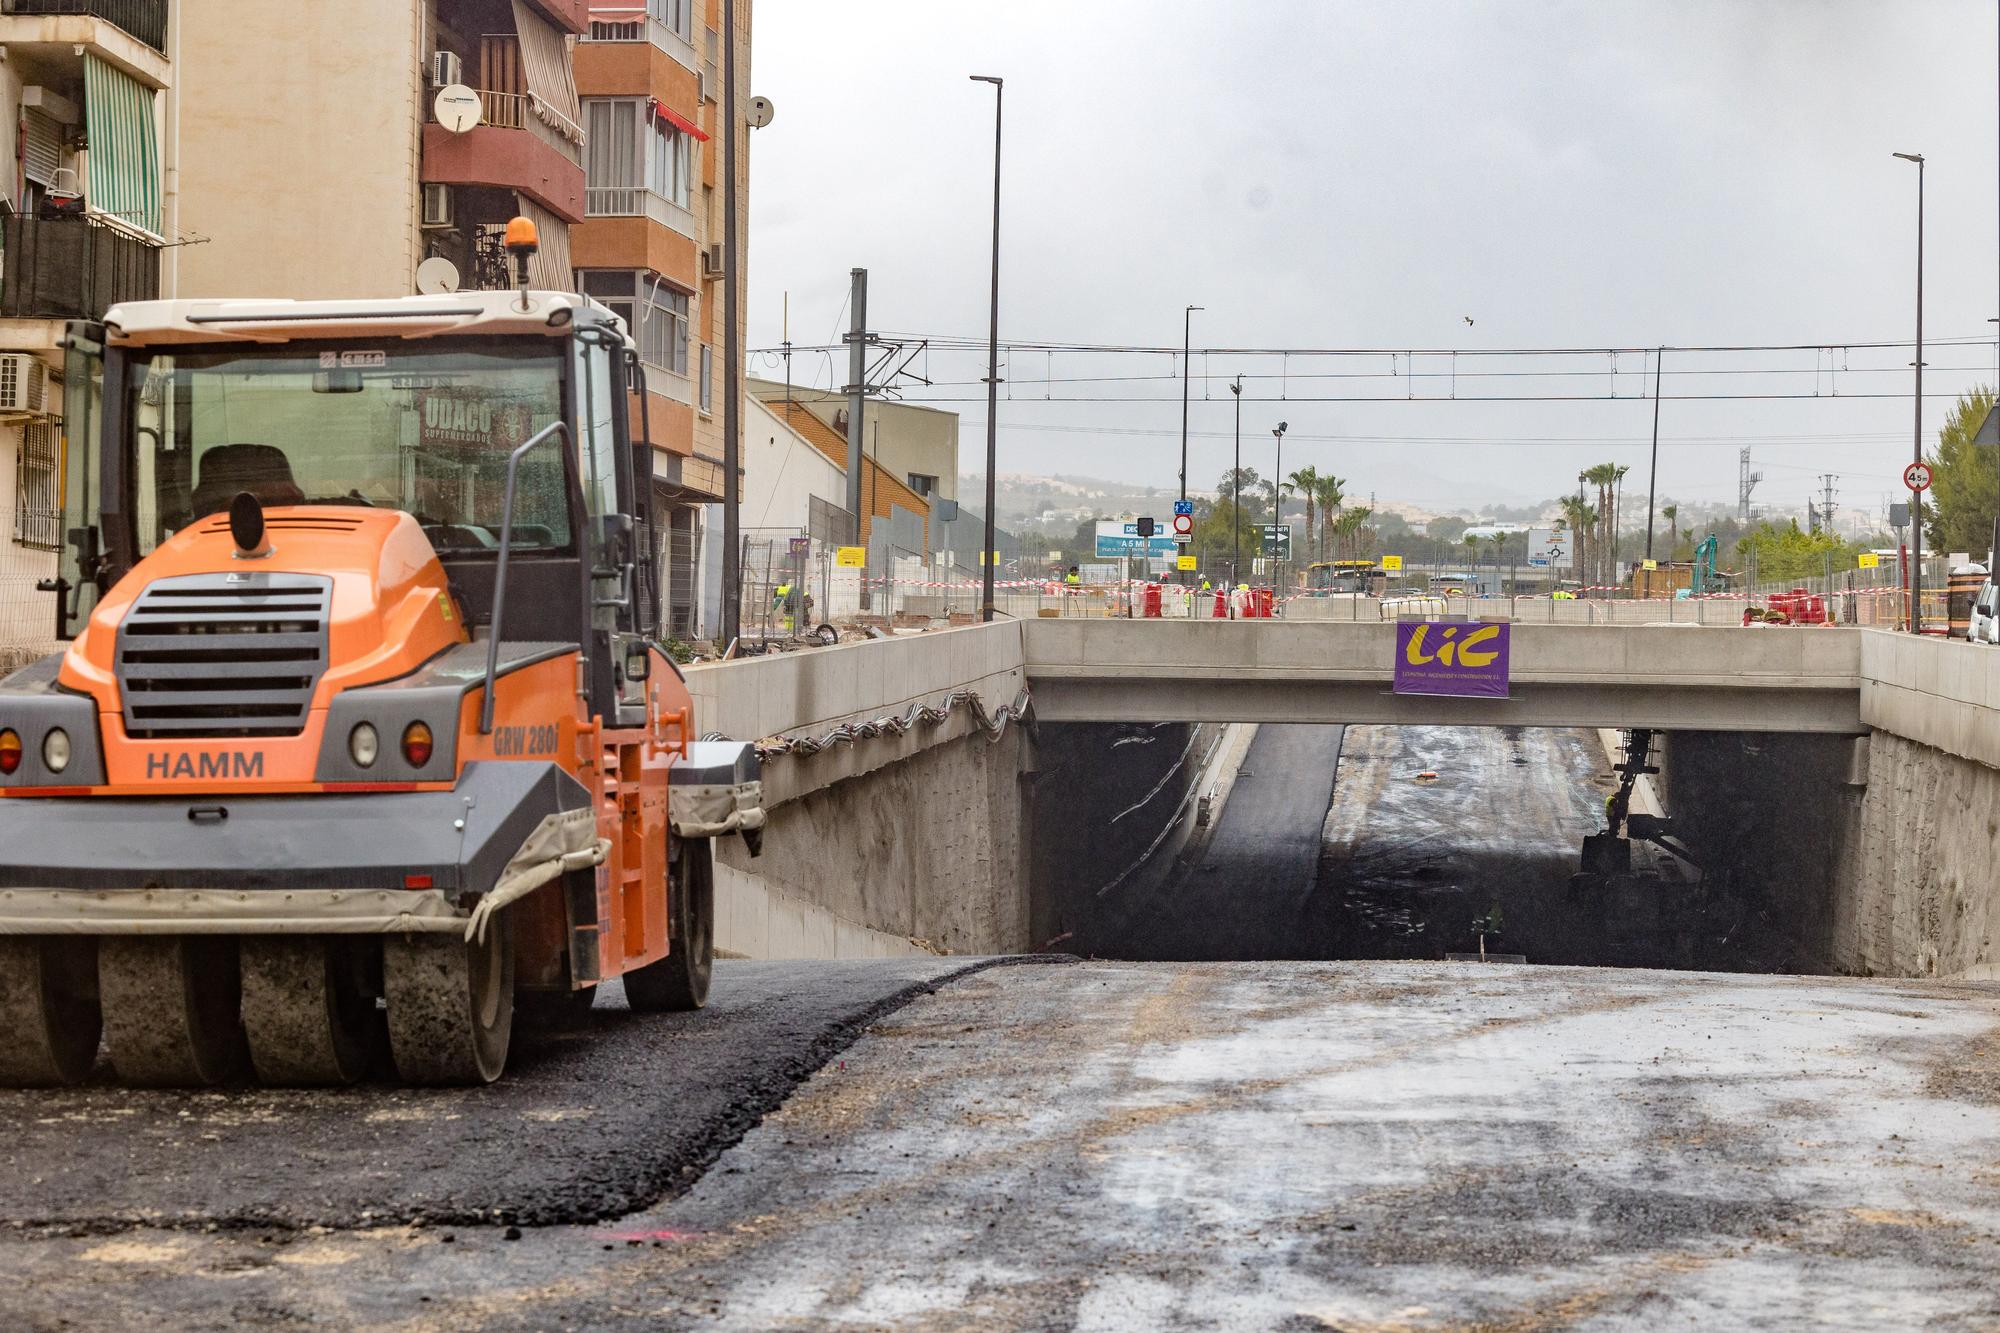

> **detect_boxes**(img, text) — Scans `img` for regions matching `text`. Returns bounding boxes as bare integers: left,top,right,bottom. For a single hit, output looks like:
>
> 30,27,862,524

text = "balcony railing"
0,212,159,320
478,88,529,130
586,185,645,216
0,0,169,52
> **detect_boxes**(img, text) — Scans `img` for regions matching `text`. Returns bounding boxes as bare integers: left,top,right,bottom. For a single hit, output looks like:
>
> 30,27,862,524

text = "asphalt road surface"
4,959,1997,1330
0,957,1005,1232
1091,724,1346,959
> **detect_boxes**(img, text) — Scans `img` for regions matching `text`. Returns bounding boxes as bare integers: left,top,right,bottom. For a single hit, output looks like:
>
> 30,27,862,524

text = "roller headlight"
41,728,70,774
348,723,379,768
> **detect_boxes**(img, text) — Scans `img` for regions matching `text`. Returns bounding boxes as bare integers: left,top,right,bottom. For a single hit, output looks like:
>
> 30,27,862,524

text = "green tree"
1661,503,1680,559
1924,386,1998,557
1736,519,1856,584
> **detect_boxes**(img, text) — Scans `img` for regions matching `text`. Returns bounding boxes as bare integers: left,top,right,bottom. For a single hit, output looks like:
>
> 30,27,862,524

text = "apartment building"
573,0,750,638
0,0,170,665
174,0,589,301
169,0,749,638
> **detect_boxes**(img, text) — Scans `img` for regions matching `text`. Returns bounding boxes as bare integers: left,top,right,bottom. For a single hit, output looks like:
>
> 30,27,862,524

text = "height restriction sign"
1904,461,1933,493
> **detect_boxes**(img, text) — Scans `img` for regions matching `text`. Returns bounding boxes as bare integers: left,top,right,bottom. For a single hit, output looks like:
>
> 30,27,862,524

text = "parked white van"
1972,578,1999,644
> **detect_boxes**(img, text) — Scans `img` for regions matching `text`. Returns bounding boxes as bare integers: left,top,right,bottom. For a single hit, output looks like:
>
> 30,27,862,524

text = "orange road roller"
0,281,762,1086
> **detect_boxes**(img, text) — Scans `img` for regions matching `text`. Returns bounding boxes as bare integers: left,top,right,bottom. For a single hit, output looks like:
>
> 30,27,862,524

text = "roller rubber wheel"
0,938,101,1086
241,937,385,1085
623,839,714,1012
99,937,248,1087
383,920,514,1085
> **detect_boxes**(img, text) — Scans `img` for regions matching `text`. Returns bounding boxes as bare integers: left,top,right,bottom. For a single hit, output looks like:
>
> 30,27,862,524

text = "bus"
1303,560,1387,596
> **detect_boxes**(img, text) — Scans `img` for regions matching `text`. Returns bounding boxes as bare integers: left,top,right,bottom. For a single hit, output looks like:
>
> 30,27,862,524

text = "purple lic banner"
1392,620,1510,699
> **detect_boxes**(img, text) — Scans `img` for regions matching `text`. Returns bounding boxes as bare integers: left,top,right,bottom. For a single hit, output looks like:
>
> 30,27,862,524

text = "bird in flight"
1464,316,1475,326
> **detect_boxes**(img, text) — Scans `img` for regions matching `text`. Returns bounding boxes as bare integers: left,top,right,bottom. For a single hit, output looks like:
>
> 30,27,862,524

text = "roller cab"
0,285,761,1088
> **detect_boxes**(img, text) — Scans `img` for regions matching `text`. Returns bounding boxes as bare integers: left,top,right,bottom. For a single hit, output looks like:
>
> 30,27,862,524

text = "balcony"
0,213,159,320
0,0,167,53
423,118,586,224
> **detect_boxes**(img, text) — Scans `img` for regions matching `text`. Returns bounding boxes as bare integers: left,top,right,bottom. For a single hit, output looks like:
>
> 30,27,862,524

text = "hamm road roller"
0,274,761,1086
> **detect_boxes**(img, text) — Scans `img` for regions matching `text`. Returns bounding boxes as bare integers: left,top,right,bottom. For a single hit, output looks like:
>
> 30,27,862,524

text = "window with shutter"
22,110,62,189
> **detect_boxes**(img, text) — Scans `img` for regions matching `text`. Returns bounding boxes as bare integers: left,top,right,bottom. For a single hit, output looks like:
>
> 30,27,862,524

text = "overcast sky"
744,0,2000,523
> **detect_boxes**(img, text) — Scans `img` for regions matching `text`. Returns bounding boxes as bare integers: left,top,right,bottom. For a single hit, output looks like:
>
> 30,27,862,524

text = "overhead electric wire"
755,331,2000,357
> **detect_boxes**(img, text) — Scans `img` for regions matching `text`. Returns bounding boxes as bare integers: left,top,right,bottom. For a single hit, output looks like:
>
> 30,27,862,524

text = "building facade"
0,0,171,666
169,0,749,639
573,0,750,639
747,377,959,509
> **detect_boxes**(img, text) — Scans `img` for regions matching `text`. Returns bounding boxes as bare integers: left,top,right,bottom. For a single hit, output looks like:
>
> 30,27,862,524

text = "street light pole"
1272,421,1288,593
1895,150,1925,633
972,75,1003,622
1178,305,1202,506
1229,376,1242,585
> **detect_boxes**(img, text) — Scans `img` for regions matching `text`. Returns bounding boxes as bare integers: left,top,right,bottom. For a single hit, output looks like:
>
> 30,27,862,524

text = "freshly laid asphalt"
0,957,1015,1232
2,960,1996,1330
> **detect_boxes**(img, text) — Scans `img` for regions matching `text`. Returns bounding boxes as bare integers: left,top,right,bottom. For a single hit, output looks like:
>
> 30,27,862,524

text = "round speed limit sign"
1903,461,1933,493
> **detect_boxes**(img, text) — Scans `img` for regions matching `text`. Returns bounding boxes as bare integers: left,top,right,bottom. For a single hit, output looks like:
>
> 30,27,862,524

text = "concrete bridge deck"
1022,619,1866,732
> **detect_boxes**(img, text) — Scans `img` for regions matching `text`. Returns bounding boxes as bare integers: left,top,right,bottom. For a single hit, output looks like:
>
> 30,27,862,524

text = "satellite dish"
746,95,775,128
416,256,461,295
433,84,482,134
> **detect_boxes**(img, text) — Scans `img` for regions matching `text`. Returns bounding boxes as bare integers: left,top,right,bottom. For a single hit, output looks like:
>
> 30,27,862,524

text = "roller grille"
115,573,332,738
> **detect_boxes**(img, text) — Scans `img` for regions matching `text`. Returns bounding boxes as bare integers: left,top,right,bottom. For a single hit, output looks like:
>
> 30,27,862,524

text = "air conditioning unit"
0,355,49,416
701,242,725,279
421,183,455,229
431,49,463,89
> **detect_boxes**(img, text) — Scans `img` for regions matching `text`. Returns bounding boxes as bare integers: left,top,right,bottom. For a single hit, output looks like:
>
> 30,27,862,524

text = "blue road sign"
1173,499,1195,517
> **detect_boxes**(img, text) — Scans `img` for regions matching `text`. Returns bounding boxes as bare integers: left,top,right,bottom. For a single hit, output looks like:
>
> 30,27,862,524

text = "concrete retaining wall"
715,722,1031,959
689,622,1035,960
1651,632,2000,979
1827,634,2000,978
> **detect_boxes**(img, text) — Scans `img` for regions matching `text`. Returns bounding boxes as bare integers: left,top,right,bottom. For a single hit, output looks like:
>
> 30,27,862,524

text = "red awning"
652,99,709,142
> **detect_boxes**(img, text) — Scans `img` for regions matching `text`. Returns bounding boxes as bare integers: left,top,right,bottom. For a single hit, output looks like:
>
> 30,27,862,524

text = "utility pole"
1229,376,1242,585
720,0,742,648
1895,150,1925,632
1819,474,1838,537
843,268,868,532
1178,306,1201,505
971,74,1003,621
1644,347,1663,560
1271,421,1288,594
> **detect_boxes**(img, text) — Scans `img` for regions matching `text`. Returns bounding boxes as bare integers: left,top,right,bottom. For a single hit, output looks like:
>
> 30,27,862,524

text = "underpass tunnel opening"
1029,721,1859,974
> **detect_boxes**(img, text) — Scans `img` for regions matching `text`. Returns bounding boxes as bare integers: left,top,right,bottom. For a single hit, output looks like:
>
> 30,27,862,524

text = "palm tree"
1334,505,1373,559
1315,476,1345,562
1661,503,1679,559
1581,463,1622,587
1558,495,1596,587
1287,466,1320,564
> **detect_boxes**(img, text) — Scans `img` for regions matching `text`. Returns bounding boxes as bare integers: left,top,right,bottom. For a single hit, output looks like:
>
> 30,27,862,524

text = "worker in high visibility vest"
1064,566,1082,592
773,580,799,632
1199,576,1212,594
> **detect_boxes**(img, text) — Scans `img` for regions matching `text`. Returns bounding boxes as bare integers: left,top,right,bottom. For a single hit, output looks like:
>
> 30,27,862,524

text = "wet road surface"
1319,724,1615,962
1089,724,1346,959
5,960,1997,1330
